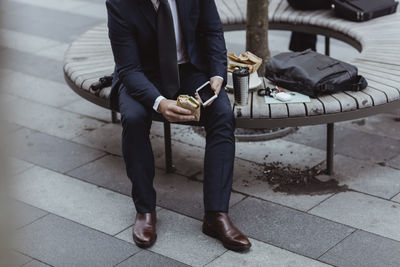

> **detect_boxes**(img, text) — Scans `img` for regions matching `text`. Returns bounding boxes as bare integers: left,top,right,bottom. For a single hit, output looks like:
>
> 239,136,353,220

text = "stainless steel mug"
232,67,250,106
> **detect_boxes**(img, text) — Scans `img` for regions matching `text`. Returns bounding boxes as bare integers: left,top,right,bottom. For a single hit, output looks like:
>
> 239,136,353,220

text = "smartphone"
195,81,218,106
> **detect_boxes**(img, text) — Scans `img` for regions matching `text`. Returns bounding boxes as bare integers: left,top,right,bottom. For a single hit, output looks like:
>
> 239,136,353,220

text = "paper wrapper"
227,51,262,74
177,95,201,122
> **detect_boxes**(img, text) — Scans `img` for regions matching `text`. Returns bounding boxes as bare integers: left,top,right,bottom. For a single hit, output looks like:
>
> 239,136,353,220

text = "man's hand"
195,76,223,107
158,99,195,122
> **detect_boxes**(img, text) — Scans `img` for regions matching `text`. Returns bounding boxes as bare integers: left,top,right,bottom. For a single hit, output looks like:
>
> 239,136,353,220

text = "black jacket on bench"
106,0,227,111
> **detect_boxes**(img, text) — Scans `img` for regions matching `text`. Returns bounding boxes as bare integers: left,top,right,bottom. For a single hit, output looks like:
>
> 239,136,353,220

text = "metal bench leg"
325,36,330,56
164,121,174,173
326,123,334,175
111,111,119,123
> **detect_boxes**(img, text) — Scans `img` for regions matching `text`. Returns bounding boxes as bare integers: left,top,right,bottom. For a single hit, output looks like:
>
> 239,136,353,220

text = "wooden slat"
344,91,373,109
358,69,400,96
270,103,289,118
330,92,357,112
360,87,389,106
268,0,281,19
353,59,400,71
365,80,400,102
233,92,252,119
272,0,288,22
358,67,400,90
358,63,400,78
333,92,358,112
304,98,324,116
73,69,114,89
252,94,270,118
287,103,306,117
317,95,342,114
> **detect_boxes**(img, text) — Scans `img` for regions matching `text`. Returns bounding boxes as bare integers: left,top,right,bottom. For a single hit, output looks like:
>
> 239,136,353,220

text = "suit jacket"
106,0,228,111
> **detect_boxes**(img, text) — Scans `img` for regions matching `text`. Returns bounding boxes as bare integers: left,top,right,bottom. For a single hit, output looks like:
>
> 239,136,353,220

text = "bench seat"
64,0,400,130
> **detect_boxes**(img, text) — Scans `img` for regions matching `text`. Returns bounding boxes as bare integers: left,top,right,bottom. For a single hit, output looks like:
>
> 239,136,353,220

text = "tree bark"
246,0,270,76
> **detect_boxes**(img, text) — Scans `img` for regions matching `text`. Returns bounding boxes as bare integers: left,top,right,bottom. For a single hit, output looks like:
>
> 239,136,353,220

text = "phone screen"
198,83,215,103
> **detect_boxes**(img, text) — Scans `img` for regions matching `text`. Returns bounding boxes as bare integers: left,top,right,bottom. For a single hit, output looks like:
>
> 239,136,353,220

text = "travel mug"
232,67,250,106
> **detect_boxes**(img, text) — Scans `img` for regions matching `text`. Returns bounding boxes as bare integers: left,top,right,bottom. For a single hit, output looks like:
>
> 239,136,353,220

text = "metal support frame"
111,111,119,123
325,37,334,174
327,123,335,175
164,121,174,173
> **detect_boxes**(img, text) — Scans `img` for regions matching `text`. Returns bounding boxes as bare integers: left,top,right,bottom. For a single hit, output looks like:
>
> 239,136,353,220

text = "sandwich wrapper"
177,95,201,121
227,51,263,90
227,51,262,74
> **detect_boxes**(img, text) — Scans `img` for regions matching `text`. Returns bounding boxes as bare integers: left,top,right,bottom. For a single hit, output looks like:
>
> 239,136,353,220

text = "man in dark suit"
106,0,251,251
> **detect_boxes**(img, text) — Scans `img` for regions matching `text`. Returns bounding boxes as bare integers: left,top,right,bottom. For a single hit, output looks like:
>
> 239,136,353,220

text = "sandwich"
177,95,201,121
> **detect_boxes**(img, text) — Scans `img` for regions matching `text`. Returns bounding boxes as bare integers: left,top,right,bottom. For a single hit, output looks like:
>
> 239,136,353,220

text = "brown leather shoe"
202,212,251,252
133,211,157,248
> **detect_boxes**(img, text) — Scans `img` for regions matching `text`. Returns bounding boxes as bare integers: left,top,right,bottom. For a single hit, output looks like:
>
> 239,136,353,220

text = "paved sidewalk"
1,0,400,266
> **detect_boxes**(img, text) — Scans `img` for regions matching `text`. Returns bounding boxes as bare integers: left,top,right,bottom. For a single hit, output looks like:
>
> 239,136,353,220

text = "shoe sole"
202,226,251,252
133,234,157,248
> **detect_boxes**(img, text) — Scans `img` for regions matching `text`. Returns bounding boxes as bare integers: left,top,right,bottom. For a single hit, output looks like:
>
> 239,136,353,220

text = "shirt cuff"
212,76,224,82
153,95,166,112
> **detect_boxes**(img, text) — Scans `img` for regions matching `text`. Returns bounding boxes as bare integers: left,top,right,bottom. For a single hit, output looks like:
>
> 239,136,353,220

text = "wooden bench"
63,0,400,174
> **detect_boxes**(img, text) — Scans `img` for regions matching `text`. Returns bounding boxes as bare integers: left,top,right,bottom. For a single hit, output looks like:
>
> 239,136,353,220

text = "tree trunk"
246,0,270,76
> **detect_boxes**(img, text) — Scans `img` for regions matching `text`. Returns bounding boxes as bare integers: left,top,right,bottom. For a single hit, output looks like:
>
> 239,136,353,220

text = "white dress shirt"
151,0,223,112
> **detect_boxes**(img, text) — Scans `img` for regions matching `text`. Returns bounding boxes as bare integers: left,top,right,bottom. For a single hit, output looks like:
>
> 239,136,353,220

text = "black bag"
332,0,398,21
287,0,331,10
265,49,368,97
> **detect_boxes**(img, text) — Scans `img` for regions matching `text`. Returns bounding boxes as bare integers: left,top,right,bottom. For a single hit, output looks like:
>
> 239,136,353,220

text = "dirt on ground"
256,162,348,196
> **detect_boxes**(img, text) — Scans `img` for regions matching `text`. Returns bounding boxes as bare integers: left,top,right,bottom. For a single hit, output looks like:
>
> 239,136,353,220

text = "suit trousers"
118,63,235,213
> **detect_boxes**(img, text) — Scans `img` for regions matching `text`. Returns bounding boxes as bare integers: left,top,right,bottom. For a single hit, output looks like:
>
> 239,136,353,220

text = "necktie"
157,0,180,99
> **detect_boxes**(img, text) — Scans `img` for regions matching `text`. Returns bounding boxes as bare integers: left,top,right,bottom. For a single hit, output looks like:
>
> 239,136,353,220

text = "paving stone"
388,155,400,170
320,230,400,267
117,250,189,267
310,191,400,241
116,209,227,267
236,139,326,169
0,28,63,54
0,92,18,105
34,43,69,61
234,179,332,212
340,114,400,141
0,0,102,43
11,0,86,13
231,159,332,211
11,200,48,229
72,123,123,156
15,214,138,267
12,128,105,173
62,99,115,122
392,193,400,203
229,197,354,259
207,238,329,267
154,169,245,220
0,48,65,83
154,137,204,177
284,124,400,163
67,154,131,196
0,251,32,267
3,97,105,140
316,155,400,199
68,153,244,219
12,166,135,235
8,157,33,176
23,260,51,267
0,120,21,134
150,121,188,138
0,69,79,108
168,125,206,148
